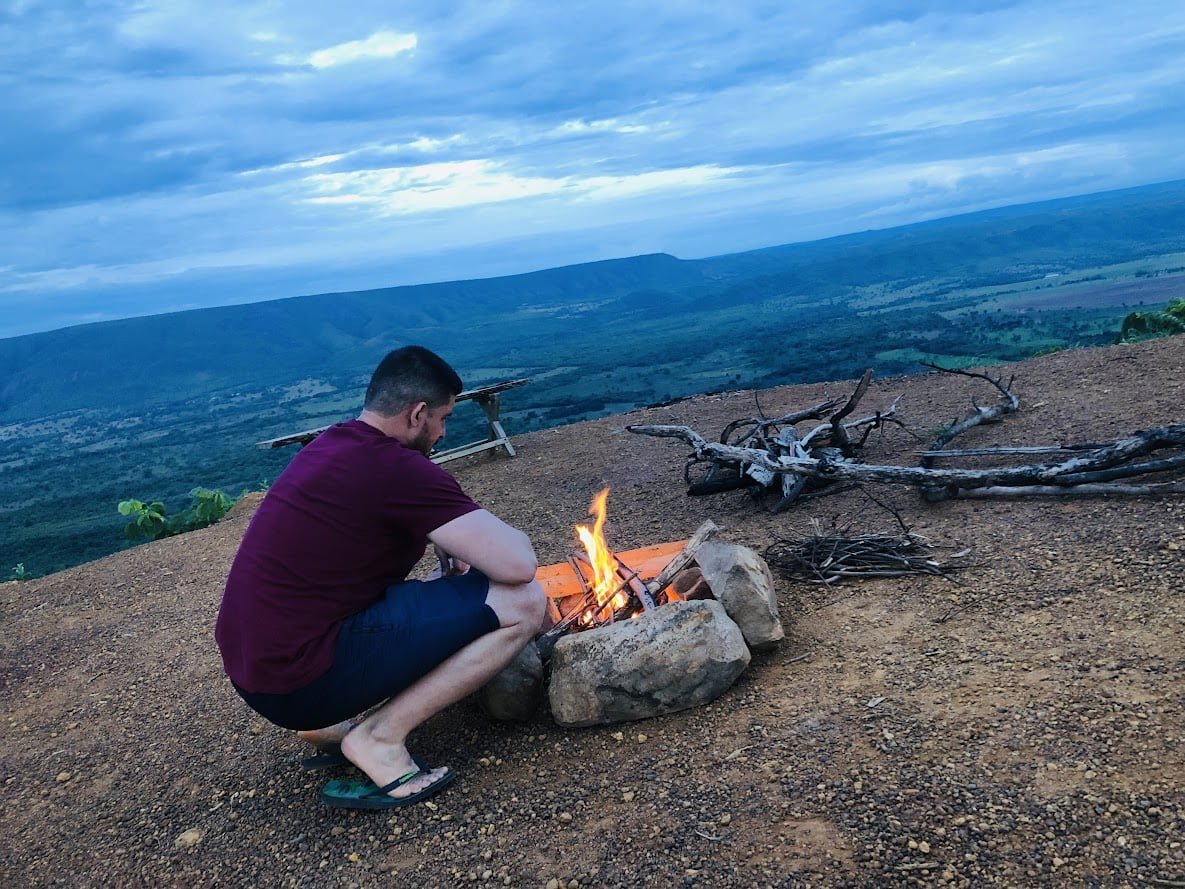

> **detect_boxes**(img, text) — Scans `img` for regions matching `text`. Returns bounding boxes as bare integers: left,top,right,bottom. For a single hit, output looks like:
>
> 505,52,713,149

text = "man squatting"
215,346,547,809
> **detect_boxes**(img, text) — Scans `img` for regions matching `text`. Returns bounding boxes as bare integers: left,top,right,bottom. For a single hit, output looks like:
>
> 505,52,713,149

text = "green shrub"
118,487,239,542
117,499,169,541
1118,298,1185,343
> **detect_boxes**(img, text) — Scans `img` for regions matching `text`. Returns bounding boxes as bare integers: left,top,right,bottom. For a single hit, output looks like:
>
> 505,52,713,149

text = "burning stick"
613,554,656,610
646,520,719,598
567,555,592,596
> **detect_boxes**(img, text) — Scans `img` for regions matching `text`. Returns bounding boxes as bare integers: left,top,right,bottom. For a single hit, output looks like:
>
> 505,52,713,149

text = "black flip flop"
320,767,456,810
301,744,349,770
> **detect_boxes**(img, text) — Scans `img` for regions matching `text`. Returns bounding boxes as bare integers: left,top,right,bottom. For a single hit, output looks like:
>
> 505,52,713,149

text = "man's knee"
487,579,546,630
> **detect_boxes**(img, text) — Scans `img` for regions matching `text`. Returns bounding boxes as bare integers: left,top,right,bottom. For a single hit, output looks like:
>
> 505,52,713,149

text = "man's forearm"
430,510,538,585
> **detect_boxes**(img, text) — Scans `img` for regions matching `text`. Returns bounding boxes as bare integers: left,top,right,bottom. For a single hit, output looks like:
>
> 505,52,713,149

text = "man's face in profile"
413,397,455,455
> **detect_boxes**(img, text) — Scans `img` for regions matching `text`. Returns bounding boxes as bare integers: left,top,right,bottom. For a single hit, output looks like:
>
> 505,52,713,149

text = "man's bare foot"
296,720,354,748
340,725,449,800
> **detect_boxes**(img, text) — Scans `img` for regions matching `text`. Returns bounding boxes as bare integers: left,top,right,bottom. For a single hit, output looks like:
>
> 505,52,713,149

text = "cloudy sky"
2,1,1184,337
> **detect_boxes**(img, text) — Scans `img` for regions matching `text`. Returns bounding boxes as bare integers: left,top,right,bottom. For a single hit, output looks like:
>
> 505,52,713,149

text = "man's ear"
407,401,429,426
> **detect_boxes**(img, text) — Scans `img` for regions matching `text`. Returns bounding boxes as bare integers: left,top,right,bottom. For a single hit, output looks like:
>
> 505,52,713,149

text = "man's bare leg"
340,579,546,798
296,720,354,748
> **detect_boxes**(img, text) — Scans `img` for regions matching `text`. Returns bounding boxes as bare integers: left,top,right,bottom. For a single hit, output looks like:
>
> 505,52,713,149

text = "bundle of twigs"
764,519,966,585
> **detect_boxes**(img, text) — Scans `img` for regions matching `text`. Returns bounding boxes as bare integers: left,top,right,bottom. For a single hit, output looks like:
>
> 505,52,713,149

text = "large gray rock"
695,540,784,651
548,599,750,727
476,640,544,721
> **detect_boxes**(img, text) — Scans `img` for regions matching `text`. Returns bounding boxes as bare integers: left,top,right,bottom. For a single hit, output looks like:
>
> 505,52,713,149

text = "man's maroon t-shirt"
215,419,481,694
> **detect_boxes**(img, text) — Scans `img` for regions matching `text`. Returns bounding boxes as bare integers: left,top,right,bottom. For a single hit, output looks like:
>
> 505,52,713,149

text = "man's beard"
412,426,436,456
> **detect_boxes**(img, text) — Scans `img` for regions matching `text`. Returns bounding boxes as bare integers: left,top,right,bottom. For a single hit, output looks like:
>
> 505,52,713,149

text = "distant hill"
2,179,1184,423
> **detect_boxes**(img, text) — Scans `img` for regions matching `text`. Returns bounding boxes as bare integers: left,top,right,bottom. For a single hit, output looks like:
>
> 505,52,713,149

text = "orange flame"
575,486,628,621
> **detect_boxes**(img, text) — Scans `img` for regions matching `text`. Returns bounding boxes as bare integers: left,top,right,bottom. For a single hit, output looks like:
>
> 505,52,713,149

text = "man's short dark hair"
364,346,463,415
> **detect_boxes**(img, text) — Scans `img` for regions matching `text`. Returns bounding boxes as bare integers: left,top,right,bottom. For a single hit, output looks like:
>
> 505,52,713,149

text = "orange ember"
574,486,629,623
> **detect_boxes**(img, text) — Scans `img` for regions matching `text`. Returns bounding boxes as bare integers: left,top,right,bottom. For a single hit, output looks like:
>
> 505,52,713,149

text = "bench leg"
490,420,516,456
474,394,516,458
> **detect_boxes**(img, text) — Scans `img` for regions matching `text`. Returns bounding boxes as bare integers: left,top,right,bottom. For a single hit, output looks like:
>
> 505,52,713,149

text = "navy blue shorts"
234,570,498,730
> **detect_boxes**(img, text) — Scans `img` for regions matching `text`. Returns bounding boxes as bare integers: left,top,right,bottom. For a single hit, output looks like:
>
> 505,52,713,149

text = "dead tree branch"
627,365,1185,503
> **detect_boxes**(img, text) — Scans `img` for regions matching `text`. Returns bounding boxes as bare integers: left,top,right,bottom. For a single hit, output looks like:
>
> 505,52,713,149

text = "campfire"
477,491,784,727
538,488,719,643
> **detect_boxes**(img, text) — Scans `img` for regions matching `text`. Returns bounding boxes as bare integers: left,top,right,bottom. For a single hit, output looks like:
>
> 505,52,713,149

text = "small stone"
612,732,624,742
636,734,647,743
908,839,919,849
546,880,561,889
568,882,579,889
718,813,732,825
250,725,263,735
622,791,635,802
55,771,72,783
331,826,345,836
175,828,203,848
558,812,573,823
1053,857,1065,867
483,871,493,880
919,841,931,854
347,852,360,863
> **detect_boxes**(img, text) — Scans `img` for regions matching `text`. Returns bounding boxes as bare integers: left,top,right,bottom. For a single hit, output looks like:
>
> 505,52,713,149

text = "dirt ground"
2,337,1183,888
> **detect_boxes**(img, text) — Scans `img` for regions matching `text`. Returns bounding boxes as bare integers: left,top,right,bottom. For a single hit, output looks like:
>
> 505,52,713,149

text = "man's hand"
432,543,470,578
429,510,537,585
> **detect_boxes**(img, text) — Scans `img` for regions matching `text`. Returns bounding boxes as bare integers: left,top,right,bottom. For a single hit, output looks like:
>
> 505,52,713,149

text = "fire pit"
477,489,786,727
536,487,715,637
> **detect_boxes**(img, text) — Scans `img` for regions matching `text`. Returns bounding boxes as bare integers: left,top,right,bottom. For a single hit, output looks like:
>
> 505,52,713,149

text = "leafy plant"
1118,298,1185,343
180,487,237,529
10,563,29,581
118,499,169,541
118,488,239,542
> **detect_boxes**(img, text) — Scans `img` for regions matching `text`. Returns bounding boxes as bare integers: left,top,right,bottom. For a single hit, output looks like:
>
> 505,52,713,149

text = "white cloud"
302,160,745,214
299,30,418,69
304,160,562,212
552,118,651,136
240,153,345,176
406,135,462,152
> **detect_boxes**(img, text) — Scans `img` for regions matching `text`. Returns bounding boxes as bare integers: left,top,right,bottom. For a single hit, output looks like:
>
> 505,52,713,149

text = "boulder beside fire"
694,539,784,651
548,599,750,727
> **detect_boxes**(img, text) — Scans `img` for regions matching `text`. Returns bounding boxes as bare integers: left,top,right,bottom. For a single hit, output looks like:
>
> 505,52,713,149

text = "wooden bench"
256,378,530,464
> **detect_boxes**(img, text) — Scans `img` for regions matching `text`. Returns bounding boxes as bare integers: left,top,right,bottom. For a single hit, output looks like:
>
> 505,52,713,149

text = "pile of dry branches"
765,519,965,585
628,364,1185,503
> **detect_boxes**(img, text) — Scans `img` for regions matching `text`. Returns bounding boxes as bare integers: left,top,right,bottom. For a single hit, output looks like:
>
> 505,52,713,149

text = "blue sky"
2,1,1184,337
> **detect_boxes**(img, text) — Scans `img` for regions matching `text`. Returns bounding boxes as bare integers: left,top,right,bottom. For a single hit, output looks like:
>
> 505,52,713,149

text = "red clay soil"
2,337,1184,888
